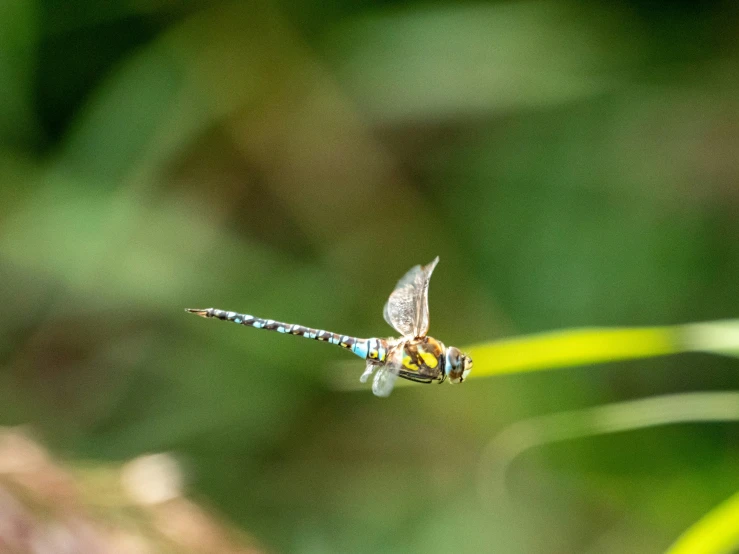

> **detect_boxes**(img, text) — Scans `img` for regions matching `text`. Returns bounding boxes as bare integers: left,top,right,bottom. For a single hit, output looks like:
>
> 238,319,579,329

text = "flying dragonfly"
186,257,472,397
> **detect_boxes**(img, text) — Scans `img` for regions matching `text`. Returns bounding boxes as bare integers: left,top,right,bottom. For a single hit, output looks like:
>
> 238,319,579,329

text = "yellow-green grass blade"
465,325,678,377
461,319,739,379
666,490,739,554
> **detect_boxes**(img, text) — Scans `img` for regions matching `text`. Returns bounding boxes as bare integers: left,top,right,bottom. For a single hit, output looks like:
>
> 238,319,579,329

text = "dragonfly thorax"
396,336,447,382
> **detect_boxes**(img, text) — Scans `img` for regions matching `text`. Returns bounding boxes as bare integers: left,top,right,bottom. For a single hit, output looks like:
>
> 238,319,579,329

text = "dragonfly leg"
399,372,434,384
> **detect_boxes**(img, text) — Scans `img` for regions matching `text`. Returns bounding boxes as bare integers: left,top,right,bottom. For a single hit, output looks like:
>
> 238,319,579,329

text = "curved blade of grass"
475,391,739,553
666,490,739,554
478,391,739,501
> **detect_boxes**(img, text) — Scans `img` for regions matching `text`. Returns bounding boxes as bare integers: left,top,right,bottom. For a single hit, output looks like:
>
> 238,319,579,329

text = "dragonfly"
186,257,472,397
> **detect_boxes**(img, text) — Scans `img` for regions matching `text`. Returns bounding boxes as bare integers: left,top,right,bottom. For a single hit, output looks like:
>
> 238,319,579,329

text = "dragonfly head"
444,346,473,384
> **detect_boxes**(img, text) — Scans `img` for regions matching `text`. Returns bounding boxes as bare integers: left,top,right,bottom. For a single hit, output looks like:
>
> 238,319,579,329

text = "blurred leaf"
57,3,284,184
0,0,39,146
682,321,739,358
326,2,631,122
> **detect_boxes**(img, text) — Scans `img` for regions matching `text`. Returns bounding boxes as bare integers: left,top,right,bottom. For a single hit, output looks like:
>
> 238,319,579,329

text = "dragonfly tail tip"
185,308,210,318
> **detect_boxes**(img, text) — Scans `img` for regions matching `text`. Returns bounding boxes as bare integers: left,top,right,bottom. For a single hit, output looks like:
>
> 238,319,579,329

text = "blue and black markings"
186,307,387,362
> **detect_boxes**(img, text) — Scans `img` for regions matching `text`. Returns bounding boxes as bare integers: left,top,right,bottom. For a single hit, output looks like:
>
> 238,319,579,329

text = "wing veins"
382,257,439,337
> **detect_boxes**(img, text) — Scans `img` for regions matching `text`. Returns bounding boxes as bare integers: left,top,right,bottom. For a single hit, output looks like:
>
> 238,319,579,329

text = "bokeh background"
2,0,739,552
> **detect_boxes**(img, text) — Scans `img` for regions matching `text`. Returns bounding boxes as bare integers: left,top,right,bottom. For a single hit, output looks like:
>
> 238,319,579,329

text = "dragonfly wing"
359,360,376,383
372,364,400,397
382,256,439,337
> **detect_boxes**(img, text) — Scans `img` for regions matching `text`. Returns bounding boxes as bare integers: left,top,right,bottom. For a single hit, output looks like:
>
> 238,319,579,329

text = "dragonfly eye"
461,355,473,381
445,347,470,384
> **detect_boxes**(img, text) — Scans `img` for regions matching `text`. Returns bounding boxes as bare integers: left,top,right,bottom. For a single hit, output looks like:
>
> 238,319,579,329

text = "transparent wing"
372,364,400,398
383,256,439,338
359,360,376,383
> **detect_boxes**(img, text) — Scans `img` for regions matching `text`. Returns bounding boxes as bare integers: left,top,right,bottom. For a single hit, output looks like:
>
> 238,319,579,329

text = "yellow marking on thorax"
418,350,439,369
402,355,419,371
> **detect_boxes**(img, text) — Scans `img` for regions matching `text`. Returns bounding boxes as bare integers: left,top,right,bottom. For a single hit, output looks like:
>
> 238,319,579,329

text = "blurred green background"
2,0,739,552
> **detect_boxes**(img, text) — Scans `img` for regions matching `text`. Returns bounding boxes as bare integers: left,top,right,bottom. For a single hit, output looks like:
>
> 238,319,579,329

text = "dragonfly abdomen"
359,337,389,363
185,307,377,359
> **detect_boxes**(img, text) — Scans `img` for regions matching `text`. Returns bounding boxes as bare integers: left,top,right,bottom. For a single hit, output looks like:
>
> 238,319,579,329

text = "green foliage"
1,1,738,552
